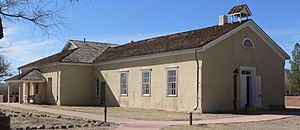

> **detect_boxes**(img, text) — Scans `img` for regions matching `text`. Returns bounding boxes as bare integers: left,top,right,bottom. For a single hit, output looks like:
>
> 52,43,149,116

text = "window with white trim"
120,72,128,96
141,70,151,96
167,68,177,96
95,78,100,97
242,38,254,48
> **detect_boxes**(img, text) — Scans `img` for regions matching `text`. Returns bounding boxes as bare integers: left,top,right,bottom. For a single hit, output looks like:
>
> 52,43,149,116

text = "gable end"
202,20,289,60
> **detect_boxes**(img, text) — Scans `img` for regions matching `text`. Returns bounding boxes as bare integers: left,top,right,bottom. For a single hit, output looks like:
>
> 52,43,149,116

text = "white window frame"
141,69,151,96
95,78,100,97
166,67,178,97
242,38,254,48
120,72,128,96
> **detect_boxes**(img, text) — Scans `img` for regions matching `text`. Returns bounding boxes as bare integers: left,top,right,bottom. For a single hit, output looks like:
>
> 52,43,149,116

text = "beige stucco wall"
39,66,61,105
96,54,202,112
16,23,286,113
59,65,95,105
200,27,285,112
21,65,61,105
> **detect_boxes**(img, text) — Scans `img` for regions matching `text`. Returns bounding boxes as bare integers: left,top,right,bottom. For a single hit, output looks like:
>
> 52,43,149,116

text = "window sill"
167,95,177,97
120,94,128,97
142,94,151,97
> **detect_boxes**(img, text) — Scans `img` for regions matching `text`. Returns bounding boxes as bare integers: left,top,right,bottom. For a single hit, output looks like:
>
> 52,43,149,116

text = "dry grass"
37,105,241,121
0,104,118,130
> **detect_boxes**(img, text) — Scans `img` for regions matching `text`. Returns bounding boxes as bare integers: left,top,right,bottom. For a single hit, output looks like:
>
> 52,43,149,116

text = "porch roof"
5,69,46,83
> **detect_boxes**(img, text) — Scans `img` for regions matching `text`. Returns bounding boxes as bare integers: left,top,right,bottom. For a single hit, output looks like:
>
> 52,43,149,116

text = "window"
242,38,254,48
120,72,128,96
95,78,100,97
241,70,251,75
167,68,177,96
141,70,151,96
34,83,39,94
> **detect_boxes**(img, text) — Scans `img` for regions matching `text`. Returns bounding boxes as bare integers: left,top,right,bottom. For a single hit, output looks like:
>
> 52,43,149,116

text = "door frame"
239,66,256,109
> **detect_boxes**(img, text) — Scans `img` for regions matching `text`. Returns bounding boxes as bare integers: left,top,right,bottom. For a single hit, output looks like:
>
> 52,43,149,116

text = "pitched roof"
228,4,247,14
19,40,115,69
94,20,248,63
228,4,252,17
5,69,45,82
61,40,116,63
18,49,75,69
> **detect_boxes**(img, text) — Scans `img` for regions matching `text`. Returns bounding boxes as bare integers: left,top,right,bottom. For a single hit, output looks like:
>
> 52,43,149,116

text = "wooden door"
100,82,106,105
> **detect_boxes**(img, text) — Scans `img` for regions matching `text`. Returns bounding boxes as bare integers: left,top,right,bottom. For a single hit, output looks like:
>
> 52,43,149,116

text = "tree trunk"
0,17,3,39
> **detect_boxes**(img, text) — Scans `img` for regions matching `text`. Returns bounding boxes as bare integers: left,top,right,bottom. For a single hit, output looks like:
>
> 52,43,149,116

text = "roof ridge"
95,20,250,63
69,39,117,45
109,20,248,49
58,48,78,62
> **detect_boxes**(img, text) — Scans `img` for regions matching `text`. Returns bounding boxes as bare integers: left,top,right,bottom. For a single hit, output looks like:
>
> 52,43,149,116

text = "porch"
5,69,47,104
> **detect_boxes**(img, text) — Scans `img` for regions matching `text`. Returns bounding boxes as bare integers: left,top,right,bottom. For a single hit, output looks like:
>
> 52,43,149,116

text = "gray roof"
5,69,45,82
19,40,116,69
61,40,116,63
94,20,247,63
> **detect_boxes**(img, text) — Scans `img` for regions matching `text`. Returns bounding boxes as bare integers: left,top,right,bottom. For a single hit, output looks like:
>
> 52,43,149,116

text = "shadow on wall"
46,86,56,105
105,85,120,107
100,73,119,107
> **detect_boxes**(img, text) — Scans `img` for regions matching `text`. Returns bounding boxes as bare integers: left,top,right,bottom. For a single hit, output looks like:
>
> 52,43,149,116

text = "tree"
0,0,79,81
0,54,10,78
0,0,78,39
289,43,300,95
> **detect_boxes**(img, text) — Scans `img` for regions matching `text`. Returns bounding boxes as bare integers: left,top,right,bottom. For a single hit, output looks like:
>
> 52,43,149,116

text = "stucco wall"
21,66,61,105
39,66,61,105
200,27,285,112
60,65,95,105
96,53,202,112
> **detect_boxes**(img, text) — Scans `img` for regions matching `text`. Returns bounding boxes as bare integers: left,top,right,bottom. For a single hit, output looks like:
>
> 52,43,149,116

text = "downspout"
194,49,200,111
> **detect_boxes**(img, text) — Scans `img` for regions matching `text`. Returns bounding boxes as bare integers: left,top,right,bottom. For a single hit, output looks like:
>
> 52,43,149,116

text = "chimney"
219,15,228,26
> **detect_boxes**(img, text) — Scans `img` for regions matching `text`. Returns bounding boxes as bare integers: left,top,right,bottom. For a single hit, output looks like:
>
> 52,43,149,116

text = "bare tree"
0,0,78,39
0,54,10,78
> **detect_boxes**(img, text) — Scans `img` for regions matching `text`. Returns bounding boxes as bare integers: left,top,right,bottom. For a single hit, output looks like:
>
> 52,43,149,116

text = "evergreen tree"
289,43,300,95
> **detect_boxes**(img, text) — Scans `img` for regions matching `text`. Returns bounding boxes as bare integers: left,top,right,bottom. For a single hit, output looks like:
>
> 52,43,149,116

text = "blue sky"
1,0,299,75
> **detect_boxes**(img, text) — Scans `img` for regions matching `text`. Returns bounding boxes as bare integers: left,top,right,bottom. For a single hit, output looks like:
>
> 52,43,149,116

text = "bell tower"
228,4,252,23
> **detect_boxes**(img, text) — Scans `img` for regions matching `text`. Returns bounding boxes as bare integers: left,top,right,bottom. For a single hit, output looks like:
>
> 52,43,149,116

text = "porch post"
27,83,30,103
19,83,23,103
7,83,11,103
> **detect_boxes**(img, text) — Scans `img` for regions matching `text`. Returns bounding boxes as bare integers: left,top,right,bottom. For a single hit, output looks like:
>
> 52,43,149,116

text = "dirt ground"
164,108,300,130
0,104,118,130
164,116,299,130
37,105,241,121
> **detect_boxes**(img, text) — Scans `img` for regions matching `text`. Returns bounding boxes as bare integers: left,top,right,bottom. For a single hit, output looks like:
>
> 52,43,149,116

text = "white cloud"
0,25,60,73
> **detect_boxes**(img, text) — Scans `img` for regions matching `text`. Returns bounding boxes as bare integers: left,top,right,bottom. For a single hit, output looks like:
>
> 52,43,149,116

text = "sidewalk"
2,103,292,130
